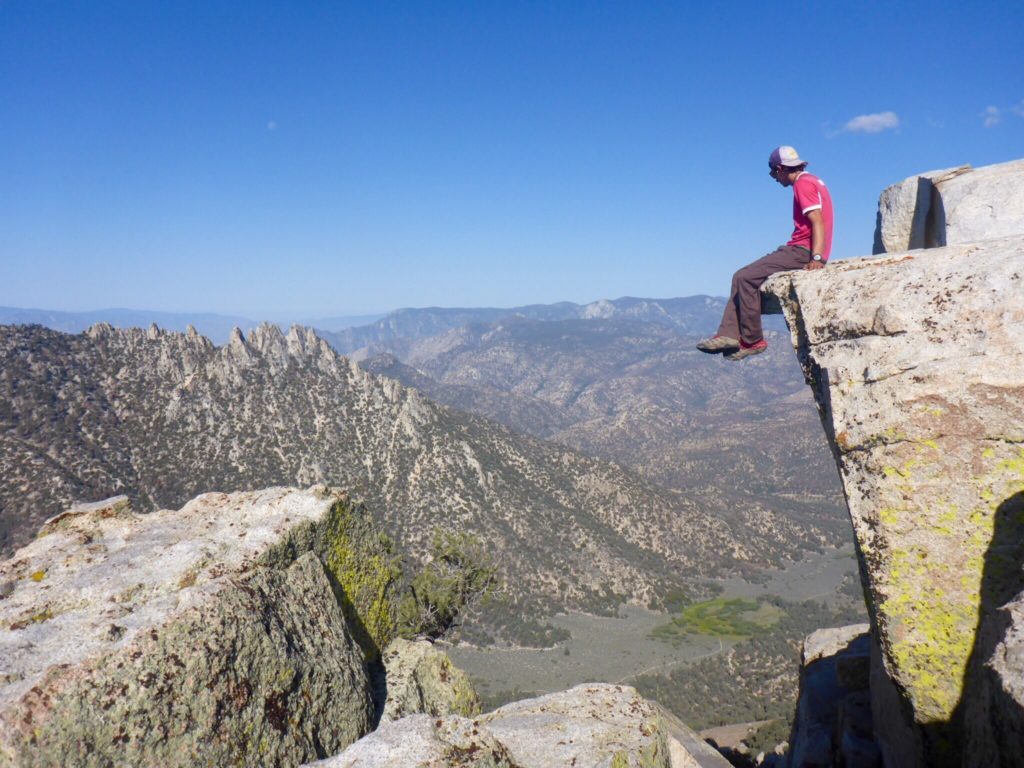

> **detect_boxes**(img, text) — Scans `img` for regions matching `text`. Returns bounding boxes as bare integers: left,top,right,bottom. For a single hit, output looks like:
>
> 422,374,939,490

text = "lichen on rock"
307,684,708,768
379,638,481,722
764,224,1024,766
264,491,404,661
0,487,386,767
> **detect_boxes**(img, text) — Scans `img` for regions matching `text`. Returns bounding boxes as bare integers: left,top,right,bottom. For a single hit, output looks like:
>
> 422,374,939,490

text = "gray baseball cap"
768,146,806,168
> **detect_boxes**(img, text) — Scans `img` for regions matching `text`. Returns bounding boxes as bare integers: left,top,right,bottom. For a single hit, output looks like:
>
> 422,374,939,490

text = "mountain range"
0,306,383,344
318,295,786,355
357,316,841,505
0,322,836,625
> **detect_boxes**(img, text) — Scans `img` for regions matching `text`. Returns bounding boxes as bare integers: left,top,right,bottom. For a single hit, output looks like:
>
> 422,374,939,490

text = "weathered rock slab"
311,684,729,767
873,158,1024,254
479,684,670,767
802,623,870,667
872,168,944,254
932,159,1024,246
0,487,375,767
764,235,1024,765
307,713,518,768
380,638,480,722
788,625,876,768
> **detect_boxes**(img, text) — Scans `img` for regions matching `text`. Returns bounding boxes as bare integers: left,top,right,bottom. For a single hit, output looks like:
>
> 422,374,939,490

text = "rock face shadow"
924,491,1024,767
925,182,948,249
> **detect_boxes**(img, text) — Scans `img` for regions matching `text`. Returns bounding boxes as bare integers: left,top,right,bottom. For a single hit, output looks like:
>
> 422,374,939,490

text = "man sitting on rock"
697,145,834,361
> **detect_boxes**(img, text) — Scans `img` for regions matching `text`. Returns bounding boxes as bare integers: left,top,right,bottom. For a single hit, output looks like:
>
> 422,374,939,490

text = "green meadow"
650,598,783,644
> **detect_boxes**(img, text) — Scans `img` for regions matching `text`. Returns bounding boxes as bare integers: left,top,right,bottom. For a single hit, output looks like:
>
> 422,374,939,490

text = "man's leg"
734,246,810,345
715,272,742,341
697,273,742,352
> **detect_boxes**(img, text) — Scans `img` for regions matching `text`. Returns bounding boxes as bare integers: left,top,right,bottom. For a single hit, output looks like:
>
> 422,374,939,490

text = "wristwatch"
811,254,823,262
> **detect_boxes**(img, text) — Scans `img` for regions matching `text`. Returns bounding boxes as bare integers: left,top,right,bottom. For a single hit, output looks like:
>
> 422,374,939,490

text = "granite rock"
932,159,1024,246
872,158,1024,254
764,235,1024,765
801,624,870,667
478,684,670,767
380,638,481,722
307,713,517,768
311,684,730,767
787,625,875,768
0,487,378,767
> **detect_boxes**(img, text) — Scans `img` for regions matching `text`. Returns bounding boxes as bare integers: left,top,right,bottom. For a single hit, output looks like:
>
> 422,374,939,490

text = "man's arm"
805,209,825,271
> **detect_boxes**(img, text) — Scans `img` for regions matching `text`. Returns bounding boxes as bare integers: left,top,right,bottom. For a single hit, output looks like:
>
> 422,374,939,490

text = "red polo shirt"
787,172,834,261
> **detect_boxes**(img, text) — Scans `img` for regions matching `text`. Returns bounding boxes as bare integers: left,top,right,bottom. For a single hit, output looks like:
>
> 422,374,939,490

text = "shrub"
398,530,498,639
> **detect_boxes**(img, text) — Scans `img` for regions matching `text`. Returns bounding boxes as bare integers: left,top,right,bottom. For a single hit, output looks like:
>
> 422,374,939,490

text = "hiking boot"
724,339,768,361
696,335,740,353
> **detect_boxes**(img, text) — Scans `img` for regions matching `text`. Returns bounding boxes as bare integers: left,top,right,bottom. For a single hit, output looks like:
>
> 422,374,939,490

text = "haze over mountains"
324,295,846,564
0,294,846,646
358,316,841,502
0,321,835,615
320,295,786,355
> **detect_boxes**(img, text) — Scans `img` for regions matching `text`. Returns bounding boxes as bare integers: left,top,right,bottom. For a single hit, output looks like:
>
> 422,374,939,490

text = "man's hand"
805,209,827,271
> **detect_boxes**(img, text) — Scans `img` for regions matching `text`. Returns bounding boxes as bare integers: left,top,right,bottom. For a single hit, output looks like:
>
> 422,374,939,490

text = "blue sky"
2,1,1022,318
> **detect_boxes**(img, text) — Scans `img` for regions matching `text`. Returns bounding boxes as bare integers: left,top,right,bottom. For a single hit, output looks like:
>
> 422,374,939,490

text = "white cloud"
267,120,278,131
982,106,1001,128
843,111,900,134
1012,100,1024,118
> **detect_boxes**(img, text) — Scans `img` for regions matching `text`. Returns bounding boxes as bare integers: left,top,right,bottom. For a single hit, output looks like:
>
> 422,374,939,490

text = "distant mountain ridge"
319,295,787,355
0,306,259,344
1,295,778,351
0,306,382,344
358,315,847,547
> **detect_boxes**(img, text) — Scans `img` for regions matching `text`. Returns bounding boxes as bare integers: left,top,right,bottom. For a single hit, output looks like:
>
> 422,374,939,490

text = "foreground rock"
787,624,876,767
0,487,384,767
873,158,1024,253
380,638,481,722
764,234,1024,766
309,683,732,767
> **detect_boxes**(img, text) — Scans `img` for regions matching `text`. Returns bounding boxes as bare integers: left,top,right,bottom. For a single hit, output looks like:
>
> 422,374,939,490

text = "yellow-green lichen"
876,446,1024,723
996,449,1024,479
320,501,403,661
881,543,979,718
8,605,55,630
932,504,959,537
637,720,669,768
29,570,46,582
883,456,920,481
451,684,480,717
879,507,900,526
255,497,406,663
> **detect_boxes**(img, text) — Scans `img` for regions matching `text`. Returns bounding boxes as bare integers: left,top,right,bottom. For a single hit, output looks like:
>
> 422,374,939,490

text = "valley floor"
447,542,864,716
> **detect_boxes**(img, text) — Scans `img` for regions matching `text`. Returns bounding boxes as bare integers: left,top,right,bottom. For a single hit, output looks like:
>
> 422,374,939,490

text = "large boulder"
873,158,1024,254
309,683,732,767
0,487,390,767
763,235,1024,766
787,624,877,768
478,684,670,767
379,638,480,722
305,714,518,768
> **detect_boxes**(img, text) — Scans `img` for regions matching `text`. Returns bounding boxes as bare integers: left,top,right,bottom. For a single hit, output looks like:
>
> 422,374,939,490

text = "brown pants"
716,245,810,345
